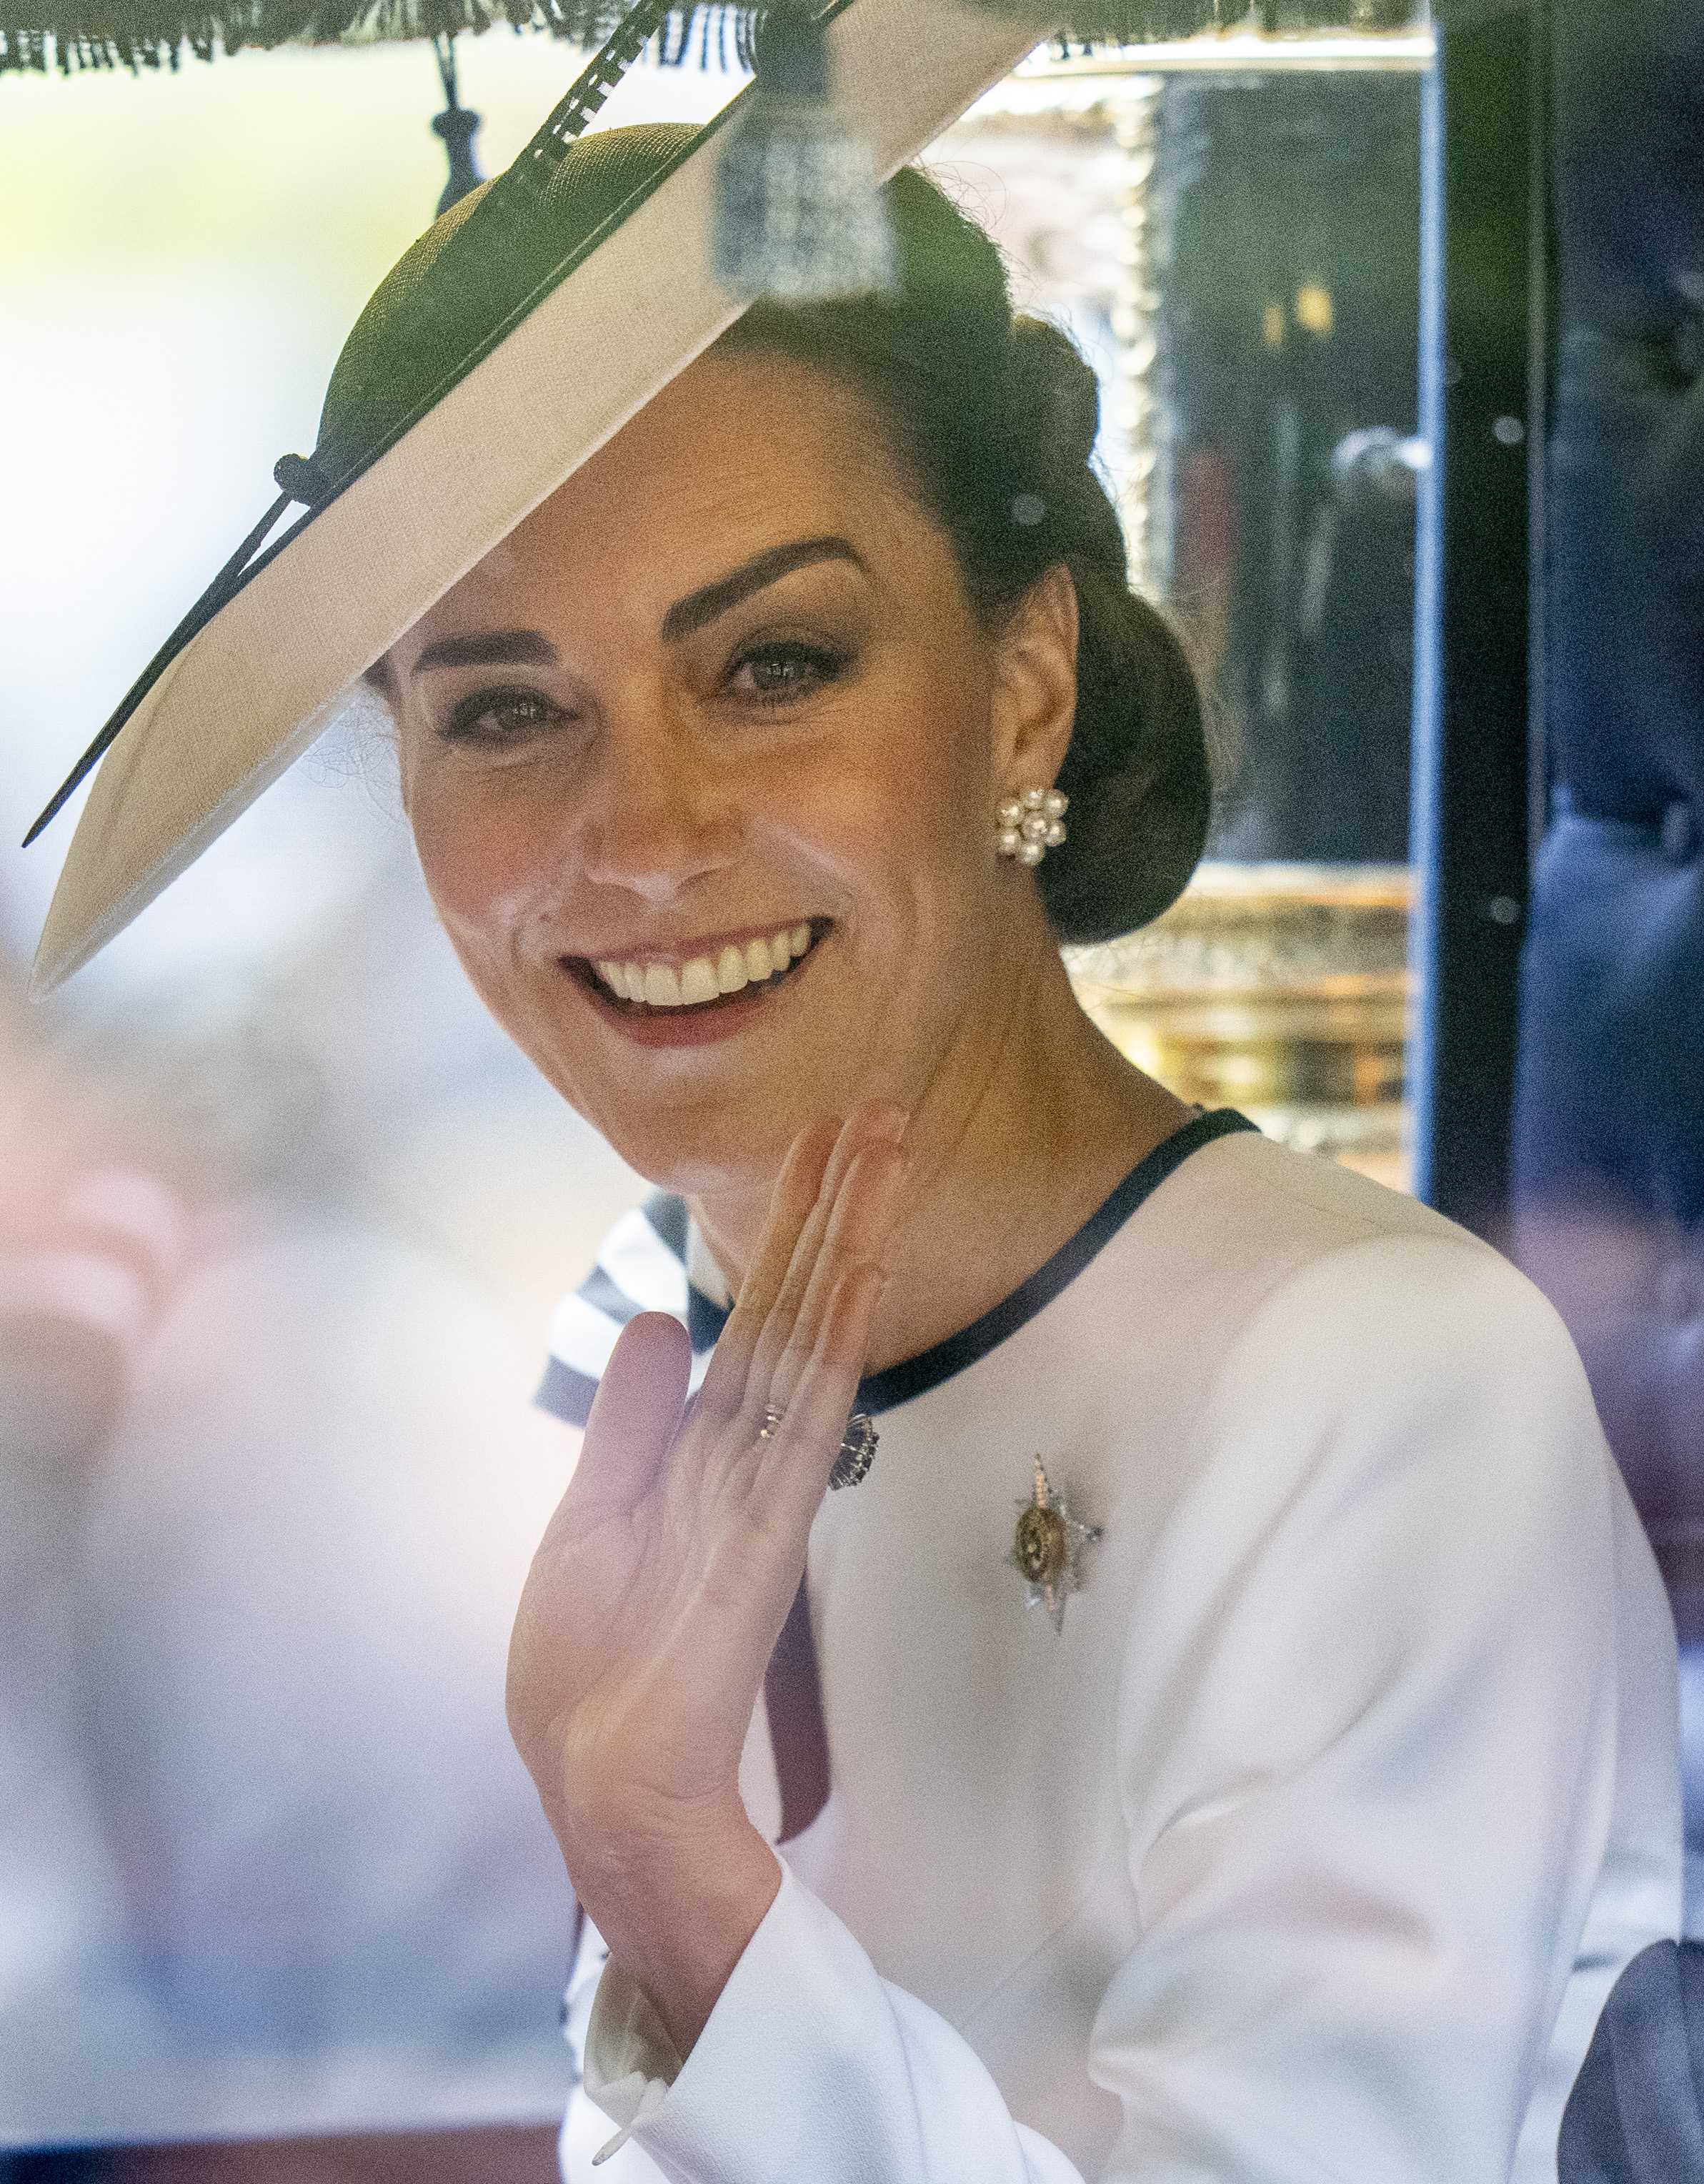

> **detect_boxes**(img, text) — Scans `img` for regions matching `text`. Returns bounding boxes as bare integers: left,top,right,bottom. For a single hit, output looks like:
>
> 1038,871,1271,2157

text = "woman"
33,92,1678,2184
351,141,1678,2183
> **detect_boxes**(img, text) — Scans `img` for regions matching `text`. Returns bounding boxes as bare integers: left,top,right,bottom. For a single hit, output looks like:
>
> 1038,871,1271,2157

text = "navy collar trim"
539,1108,1255,1433
852,1106,1257,1416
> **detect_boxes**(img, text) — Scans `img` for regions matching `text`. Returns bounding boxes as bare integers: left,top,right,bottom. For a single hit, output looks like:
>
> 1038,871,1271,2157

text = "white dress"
537,1118,1680,2184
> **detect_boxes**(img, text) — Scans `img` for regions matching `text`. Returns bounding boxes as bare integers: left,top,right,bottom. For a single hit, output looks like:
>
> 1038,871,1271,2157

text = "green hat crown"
287,121,696,504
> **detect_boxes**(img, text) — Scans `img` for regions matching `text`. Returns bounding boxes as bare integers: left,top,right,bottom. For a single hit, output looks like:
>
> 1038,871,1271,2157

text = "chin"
502,951,914,1191
611,1091,842,1198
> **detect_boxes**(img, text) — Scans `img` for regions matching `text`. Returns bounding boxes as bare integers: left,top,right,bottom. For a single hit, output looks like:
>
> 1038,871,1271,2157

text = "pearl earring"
997,787,1068,868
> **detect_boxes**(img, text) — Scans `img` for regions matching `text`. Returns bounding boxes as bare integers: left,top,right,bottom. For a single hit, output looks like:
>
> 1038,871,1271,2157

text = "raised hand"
507,1103,907,2054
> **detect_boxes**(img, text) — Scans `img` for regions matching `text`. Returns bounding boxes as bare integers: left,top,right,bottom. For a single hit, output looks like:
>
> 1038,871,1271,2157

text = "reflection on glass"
1067,861,1412,1188
943,34,1425,1186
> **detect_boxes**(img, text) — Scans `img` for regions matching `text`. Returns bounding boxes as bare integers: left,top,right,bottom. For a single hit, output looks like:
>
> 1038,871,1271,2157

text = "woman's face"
388,348,1074,1194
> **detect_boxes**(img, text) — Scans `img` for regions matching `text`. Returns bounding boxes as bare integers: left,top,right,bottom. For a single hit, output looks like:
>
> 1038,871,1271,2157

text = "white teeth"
679,956,719,1006
597,927,817,1008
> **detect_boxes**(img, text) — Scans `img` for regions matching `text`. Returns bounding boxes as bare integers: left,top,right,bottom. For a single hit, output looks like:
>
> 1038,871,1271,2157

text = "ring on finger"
757,1404,786,1441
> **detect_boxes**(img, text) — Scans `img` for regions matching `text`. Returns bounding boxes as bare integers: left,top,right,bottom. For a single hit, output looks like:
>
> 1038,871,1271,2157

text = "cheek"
406,770,557,964
836,657,997,930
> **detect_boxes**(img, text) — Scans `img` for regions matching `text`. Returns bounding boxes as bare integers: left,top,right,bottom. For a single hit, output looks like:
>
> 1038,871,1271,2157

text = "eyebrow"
660,536,865,643
408,537,863,676
412,630,559,675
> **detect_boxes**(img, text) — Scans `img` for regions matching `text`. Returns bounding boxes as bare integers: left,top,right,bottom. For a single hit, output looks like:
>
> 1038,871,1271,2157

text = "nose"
577,700,736,906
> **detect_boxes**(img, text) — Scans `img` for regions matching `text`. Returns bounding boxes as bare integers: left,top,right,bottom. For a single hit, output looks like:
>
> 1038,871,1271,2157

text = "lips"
569,919,829,1016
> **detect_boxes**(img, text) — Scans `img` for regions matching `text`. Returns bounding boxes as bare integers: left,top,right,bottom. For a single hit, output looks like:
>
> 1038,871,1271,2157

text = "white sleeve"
579,1233,1675,2184
583,1865,1082,2183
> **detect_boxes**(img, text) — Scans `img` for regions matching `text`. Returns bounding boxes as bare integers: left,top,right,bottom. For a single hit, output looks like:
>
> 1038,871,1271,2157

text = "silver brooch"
1010,1460,1101,1632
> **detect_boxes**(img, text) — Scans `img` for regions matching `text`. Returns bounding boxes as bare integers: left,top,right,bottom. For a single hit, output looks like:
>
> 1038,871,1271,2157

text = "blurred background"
0,33,731,2160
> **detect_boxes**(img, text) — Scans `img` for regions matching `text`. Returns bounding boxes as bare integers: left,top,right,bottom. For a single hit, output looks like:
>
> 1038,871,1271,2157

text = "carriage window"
933,23,1428,1192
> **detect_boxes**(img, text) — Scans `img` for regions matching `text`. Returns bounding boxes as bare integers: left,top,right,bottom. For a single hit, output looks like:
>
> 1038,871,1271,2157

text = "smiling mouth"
569,919,831,1014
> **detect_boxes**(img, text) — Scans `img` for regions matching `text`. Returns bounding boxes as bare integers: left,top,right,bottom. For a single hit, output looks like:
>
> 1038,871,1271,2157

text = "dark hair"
721,165,1210,944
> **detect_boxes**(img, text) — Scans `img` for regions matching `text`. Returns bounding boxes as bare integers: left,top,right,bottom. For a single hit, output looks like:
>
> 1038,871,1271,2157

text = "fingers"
694,1119,837,1422
724,1119,841,1346
698,1103,905,1422
753,1258,887,1526
751,1105,905,1362
561,1311,693,1530
763,1134,907,1416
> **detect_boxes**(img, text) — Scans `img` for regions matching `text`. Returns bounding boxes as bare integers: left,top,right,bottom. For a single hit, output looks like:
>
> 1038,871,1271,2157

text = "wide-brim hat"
29,0,1046,994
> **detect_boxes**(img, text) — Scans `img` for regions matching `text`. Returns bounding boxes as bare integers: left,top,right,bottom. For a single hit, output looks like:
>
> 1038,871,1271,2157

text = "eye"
440,685,567,748
727,640,849,706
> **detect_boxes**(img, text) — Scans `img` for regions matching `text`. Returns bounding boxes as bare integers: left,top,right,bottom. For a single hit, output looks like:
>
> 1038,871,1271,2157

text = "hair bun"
1009,315,1102,480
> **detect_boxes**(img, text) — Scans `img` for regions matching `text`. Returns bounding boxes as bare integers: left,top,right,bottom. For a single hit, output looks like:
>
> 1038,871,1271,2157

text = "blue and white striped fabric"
536,1193,732,1430
535,1113,1262,1431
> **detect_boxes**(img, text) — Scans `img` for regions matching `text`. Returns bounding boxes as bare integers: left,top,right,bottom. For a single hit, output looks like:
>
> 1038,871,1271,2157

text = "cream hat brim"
31,0,1045,995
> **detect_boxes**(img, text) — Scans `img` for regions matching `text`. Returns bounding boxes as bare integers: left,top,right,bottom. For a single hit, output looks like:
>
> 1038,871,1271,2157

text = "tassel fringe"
3,0,1424,80
985,0,1422,36
0,0,752,76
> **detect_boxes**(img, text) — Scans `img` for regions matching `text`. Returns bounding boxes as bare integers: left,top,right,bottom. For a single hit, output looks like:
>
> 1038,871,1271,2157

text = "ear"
987,564,1079,798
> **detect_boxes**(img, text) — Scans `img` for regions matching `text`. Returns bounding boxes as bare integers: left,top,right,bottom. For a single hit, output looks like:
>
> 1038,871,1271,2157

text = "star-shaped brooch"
1010,1460,1102,1633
